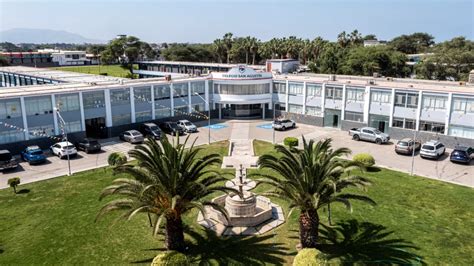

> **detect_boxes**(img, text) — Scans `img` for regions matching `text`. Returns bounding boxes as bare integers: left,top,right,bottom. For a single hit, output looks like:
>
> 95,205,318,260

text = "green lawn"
0,140,472,265
49,65,134,78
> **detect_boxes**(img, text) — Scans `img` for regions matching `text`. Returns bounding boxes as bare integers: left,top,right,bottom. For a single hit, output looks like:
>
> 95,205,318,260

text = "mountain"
0,28,104,44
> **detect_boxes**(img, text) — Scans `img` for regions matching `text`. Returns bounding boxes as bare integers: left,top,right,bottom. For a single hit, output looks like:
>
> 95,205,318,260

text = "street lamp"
272,102,276,144
194,93,211,144
54,107,72,176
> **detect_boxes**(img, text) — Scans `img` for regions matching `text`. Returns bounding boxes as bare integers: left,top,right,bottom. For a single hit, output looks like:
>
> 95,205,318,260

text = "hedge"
107,152,127,167
353,153,375,167
284,137,299,148
151,251,189,266
293,248,324,266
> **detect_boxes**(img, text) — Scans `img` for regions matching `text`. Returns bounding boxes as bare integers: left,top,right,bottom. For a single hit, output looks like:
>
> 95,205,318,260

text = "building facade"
0,65,473,154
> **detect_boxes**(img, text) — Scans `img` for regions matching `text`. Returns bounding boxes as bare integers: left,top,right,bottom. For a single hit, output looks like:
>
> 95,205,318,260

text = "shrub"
151,251,189,266
284,137,299,148
293,248,324,266
353,153,375,167
107,152,127,167
8,177,20,194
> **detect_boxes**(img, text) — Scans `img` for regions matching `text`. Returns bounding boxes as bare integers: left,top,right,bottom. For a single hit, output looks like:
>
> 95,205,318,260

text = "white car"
420,140,446,159
50,141,78,159
177,120,197,133
272,119,296,131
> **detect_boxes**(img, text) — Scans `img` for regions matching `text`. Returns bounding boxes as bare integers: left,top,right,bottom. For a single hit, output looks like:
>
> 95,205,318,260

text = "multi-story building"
0,52,54,67
0,64,473,154
38,49,90,66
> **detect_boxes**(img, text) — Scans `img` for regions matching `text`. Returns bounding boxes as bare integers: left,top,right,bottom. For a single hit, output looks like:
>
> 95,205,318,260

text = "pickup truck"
348,127,390,144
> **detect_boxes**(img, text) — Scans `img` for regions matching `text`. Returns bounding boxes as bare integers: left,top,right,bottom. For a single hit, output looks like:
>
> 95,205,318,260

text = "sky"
0,0,473,43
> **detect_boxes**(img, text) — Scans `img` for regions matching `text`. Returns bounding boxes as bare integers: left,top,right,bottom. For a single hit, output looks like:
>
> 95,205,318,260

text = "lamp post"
54,107,72,176
272,102,276,144
194,93,211,144
410,129,417,176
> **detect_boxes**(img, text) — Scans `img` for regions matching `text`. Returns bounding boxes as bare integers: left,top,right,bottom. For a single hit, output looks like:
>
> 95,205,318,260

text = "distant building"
38,49,90,66
0,52,54,67
265,59,300,74
363,40,387,47
86,54,100,65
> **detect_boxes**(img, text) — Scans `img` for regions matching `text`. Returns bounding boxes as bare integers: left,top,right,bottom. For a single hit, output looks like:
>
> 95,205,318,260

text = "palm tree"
213,39,226,63
223,32,234,63
249,37,259,65
96,136,235,251
253,137,375,249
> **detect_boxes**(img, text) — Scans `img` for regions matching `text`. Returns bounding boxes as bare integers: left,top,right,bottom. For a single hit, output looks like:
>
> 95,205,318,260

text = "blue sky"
0,0,472,43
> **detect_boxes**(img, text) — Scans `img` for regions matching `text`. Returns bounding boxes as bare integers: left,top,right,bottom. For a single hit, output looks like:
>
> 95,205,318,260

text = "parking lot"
1,119,472,189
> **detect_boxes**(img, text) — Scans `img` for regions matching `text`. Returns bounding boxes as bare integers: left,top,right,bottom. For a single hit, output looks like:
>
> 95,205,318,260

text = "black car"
0,150,18,171
450,146,473,164
160,122,185,136
76,138,102,153
139,123,162,139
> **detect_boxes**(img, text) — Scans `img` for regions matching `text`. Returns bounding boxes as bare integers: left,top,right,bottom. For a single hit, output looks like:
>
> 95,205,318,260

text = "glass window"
62,120,82,133
28,125,55,139
449,125,474,139
273,82,286,94
25,96,52,116
392,117,416,130
192,103,205,113
288,83,304,95
345,111,363,122
110,89,130,105
395,92,418,108
56,94,80,112
0,98,22,119
452,97,474,114
305,106,322,116
174,105,188,115
288,104,303,114
135,111,152,122
191,81,205,95
346,88,364,103
83,91,105,109
306,84,322,97
0,129,25,144
371,90,391,104
134,87,152,103
173,83,188,98
154,84,171,100
325,86,343,100
112,113,131,126
419,120,445,134
422,95,447,111
155,108,171,118
217,84,270,95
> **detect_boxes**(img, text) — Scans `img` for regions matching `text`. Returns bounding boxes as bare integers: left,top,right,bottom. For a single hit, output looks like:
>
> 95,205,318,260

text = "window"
112,113,131,126
155,84,171,100
173,83,188,98
0,129,24,144
325,86,343,100
217,84,270,95
110,89,130,105
395,92,418,108
449,125,474,139
190,81,205,95
56,94,80,112
452,97,474,114
419,120,445,134
306,84,322,97
83,91,105,109
155,108,171,118
134,87,152,103
273,82,286,94
192,103,205,113
63,121,82,133
275,103,286,111
25,96,52,116
423,95,447,111
28,125,55,139
174,105,188,115
346,88,364,103
0,99,22,119
288,83,304,95
305,106,322,116
288,104,303,114
392,117,416,130
345,111,363,122
135,111,152,122
371,90,391,104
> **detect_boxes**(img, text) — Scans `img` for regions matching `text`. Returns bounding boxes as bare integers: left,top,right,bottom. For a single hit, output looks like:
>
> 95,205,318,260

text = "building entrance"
85,117,107,138
324,109,341,128
223,104,262,118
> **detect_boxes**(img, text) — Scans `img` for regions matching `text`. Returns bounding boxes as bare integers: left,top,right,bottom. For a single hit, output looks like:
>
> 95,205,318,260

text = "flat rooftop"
136,60,266,70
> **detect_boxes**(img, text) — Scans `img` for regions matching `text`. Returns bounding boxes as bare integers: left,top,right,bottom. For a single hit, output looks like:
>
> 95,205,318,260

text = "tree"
8,177,20,194
222,32,234,63
213,39,226,63
97,136,236,251
249,37,259,65
389,32,435,54
0,55,9,67
253,138,375,248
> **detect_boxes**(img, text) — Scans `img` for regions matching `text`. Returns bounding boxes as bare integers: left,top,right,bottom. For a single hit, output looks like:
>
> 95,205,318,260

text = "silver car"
119,130,144,144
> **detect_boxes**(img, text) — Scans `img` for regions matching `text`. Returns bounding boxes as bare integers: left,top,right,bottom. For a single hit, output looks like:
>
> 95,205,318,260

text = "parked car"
160,122,185,136
139,123,162,139
50,141,78,159
349,127,390,144
272,119,296,131
394,138,421,155
177,120,197,133
119,130,144,144
21,146,47,164
76,138,101,153
450,146,473,164
0,150,18,171
420,140,446,159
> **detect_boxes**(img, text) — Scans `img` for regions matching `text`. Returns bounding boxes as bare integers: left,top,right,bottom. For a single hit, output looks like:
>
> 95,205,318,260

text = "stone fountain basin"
208,194,273,227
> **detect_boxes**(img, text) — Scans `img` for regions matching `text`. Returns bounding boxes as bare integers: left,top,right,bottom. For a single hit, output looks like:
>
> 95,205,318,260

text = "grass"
0,139,472,265
49,65,135,78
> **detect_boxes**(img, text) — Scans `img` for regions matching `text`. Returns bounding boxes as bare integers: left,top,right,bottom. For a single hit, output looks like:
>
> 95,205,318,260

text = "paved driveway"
1,119,472,189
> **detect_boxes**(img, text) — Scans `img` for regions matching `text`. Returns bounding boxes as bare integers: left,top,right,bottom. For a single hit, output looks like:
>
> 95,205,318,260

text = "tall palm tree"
253,137,375,249
96,136,235,251
213,38,226,63
249,37,259,65
223,32,234,63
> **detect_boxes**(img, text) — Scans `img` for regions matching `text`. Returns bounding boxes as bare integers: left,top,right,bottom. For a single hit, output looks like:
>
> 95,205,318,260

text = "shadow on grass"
367,166,381,172
186,228,289,265
17,189,30,194
317,219,425,265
